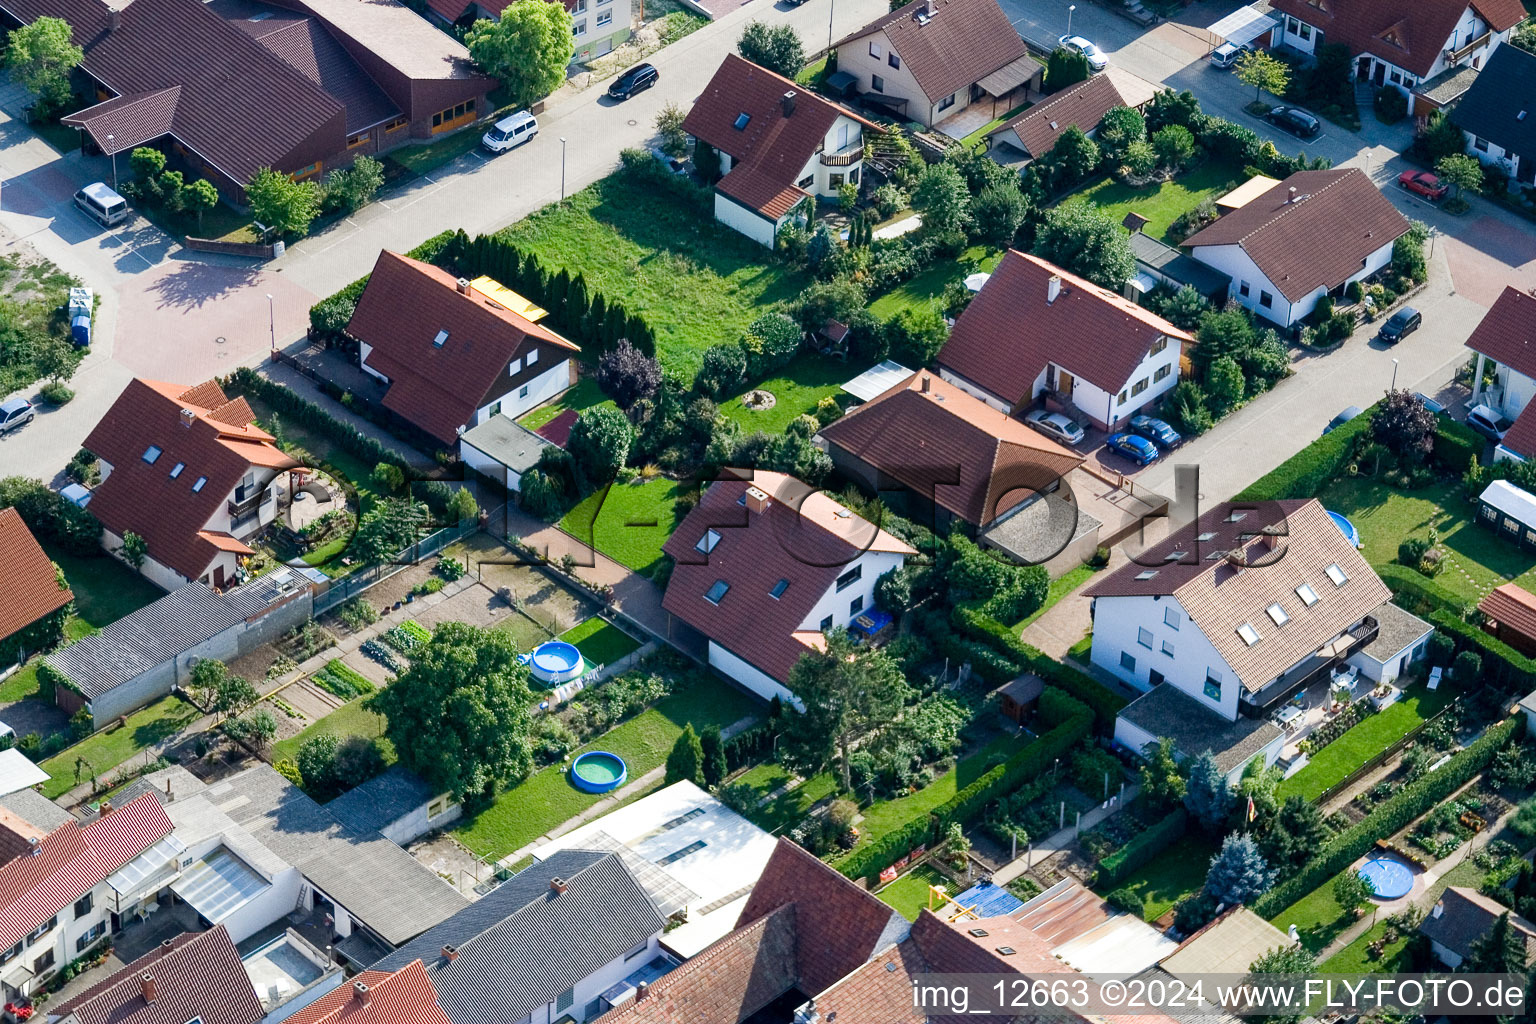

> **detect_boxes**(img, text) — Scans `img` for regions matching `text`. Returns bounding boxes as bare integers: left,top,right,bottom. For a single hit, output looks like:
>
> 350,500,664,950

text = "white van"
481,111,538,154
74,182,129,227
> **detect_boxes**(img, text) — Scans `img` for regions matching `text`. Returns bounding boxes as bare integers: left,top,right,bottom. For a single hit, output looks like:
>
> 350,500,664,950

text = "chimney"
27,836,40,855
353,982,371,1007
744,485,770,515
920,374,931,393
141,975,156,1005
793,1001,821,1024
550,876,568,895
442,944,459,961
1287,186,1298,204
100,798,113,816
108,8,120,29
456,277,471,294
636,982,650,1002
1047,274,1062,304
180,408,196,428
1432,902,1444,919
780,91,796,118
923,0,934,16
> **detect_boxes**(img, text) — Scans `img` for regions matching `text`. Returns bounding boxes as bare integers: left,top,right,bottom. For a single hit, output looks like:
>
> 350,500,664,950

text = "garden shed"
1477,479,1536,551
996,673,1044,724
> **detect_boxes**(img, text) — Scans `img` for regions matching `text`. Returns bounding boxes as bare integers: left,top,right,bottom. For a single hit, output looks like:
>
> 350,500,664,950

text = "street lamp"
266,293,276,357
1066,4,1076,38
107,134,117,190
1390,357,1399,393
559,137,567,202
828,0,836,53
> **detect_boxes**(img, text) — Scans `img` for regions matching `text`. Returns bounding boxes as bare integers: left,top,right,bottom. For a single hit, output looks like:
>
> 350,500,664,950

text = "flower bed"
311,659,375,700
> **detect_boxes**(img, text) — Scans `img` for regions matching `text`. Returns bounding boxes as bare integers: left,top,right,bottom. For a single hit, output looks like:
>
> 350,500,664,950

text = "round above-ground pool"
570,751,627,793
1358,852,1416,900
1327,509,1363,549
526,641,586,685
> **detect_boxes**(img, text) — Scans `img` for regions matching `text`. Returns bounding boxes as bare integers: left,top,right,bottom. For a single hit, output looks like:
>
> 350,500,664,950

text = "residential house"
424,0,632,64
1465,285,1536,460
1183,169,1411,329
831,0,1039,130
988,75,1127,159
47,569,313,724
1086,499,1427,781
1126,230,1234,305
326,766,461,846
682,55,880,247
0,793,176,1001
1420,886,1536,968
348,250,580,455
1269,0,1525,103
84,379,298,591
281,961,451,1024
660,471,914,706
0,0,493,200
0,507,73,666
373,849,672,1024
44,927,263,1024
937,250,1195,431
1454,44,1536,185
1480,582,1536,657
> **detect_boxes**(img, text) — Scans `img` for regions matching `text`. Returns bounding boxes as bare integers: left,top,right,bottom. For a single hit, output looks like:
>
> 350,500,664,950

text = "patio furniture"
1428,665,1443,690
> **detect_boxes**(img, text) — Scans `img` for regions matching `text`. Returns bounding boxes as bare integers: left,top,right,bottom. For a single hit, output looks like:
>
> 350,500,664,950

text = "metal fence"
312,520,477,615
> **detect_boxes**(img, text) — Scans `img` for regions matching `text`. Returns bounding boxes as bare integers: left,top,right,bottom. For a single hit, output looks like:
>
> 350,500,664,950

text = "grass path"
37,697,199,799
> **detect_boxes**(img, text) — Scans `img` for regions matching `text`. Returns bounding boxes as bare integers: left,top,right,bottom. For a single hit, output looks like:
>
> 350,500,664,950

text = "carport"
1205,5,1280,50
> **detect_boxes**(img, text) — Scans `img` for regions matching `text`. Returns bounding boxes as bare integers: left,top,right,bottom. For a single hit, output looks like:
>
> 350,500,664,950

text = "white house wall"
1467,133,1524,183
1090,594,1242,720
713,193,779,247
1191,240,1394,328
1496,366,1536,423
475,360,574,425
102,527,209,592
834,29,948,125
1348,627,1433,685
939,367,1023,414
794,550,905,635
218,865,305,944
1053,338,1179,430
358,342,388,383
709,642,800,707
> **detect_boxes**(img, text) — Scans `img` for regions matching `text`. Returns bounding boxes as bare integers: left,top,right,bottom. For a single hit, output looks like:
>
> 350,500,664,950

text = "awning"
170,846,270,922
977,54,1043,97
841,359,914,403
1206,4,1279,47
1128,271,1158,295
107,834,187,899
825,70,858,95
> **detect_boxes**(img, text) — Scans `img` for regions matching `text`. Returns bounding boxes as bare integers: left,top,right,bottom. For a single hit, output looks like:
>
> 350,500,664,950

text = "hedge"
1253,715,1518,919
1429,609,1536,694
1095,806,1188,888
308,229,460,339
951,604,1126,732
0,477,102,556
1434,418,1482,475
37,658,79,697
1376,563,1474,619
1235,401,1379,501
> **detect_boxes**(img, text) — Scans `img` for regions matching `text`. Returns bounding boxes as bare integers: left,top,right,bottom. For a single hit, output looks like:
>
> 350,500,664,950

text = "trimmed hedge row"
1429,609,1536,694
1434,418,1482,475
1252,715,1518,919
1376,563,1473,619
1095,806,1189,888
950,604,1127,732
1236,401,1379,501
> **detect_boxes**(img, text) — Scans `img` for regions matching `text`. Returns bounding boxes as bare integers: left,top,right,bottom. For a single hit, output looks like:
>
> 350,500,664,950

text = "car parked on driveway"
1323,405,1363,434
0,398,34,435
1415,392,1445,415
1129,414,1182,450
1058,35,1109,72
1467,403,1514,442
608,63,659,100
1397,169,1448,201
1209,42,1251,67
1105,432,1160,466
1025,409,1086,447
1377,307,1421,344
1264,105,1321,138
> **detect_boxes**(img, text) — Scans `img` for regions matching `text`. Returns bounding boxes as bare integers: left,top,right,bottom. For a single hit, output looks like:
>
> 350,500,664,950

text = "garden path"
991,783,1142,885
1022,548,1128,658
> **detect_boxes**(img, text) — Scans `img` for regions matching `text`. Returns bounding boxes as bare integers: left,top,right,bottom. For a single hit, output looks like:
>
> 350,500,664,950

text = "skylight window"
432,329,449,347
1326,563,1348,587
142,446,162,464
733,112,751,130
1227,510,1248,522
169,462,185,479
1266,603,1289,626
192,476,207,493
694,529,721,554
1296,583,1319,606
704,579,729,604
1165,550,1188,562
1236,622,1262,646
1135,570,1158,580
770,579,789,599
1198,532,1217,541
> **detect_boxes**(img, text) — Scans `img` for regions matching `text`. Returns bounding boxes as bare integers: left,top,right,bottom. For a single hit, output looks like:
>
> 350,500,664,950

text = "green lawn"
1277,683,1454,803
1116,834,1219,922
1266,869,1356,953
518,377,613,431
37,696,199,799
747,770,840,834
1011,563,1100,631
0,662,42,704
720,355,848,434
878,863,949,920
559,477,682,577
1321,918,1414,973
45,542,166,632
271,697,396,766
869,245,1003,320
499,173,812,376
558,617,642,666
1068,157,1248,242
1316,476,1536,605
452,675,761,859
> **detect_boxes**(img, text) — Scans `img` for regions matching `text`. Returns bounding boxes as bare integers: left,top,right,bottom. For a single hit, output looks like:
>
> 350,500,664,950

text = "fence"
1313,695,1463,808
311,520,477,615
185,236,281,259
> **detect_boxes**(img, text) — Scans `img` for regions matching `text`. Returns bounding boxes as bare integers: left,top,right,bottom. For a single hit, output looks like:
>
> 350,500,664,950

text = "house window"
1326,563,1348,587
1267,602,1289,626
1164,607,1180,630
0,941,20,966
1259,291,1273,308
1154,364,1171,383
169,462,184,479
432,101,474,129
519,385,529,399
938,93,955,111
292,162,321,180
74,893,93,919
849,166,860,184
1149,337,1167,356
1298,21,1311,39
835,565,862,591
1389,70,1401,85
770,579,789,599
850,595,864,615
75,923,105,953
572,19,586,34
347,132,370,149
597,10,611,26
868,41,881,57
1203,675,1222,700
1117,390,1128,406
1131,378,1149,397
26,917,56,945
1238,281,1250,297
1474,136,1490,151
704,580,730,604
734,112,751,130
434,329,449,347
871,74,885,93
428,797,449,817
829,172,845,188
489,401,502,418
383,116,408,133
1237,622,1262,646
1296,582,1319,606
1135,570,1158,581
798,173,815,188
527,349,538,366
510,357,522,375
888,52,900,69
574,0,585,12
820,615,834,631
1137,627,1153,649
143,445,162,464
695,528,721,554
1119,651,1136,672
33,949,54,976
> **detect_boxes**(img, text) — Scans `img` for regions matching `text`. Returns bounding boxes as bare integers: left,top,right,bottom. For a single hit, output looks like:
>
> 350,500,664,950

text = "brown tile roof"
819,371,1083,526
813,940,931,1024
835,0,1030,105
1419,886,1536,963
1464,285,1536,377
994,74,1127,156
1086,499,1391,691
1500,403,1536,459
0,806,46,869
1269,0,1527,78
1182,169,1411,303
84,379,297,582
939,250,1193,406
50,926,263,1024
348,251,577,445
1479,583,1536,642
0,507,72,644
660,471,914,683
285,963,452,1024
682,54,878,219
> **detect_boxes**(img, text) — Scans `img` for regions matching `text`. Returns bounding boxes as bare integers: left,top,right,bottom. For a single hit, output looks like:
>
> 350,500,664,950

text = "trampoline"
1357,852,1415,899
525,641,586,685
570,751,627,793
1327,510,1362,548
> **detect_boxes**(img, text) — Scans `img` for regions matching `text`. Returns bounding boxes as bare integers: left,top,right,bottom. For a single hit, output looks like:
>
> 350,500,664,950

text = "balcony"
1447,31,1491,65
1240,615,1379,717
820,144,864,167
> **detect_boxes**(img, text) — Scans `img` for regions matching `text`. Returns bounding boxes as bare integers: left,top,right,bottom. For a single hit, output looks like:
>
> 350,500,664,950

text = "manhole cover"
214,336,227,345
627,119,637,126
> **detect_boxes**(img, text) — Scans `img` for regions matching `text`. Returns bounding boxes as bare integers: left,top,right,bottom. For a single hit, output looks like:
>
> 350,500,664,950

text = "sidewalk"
992,783,1142,884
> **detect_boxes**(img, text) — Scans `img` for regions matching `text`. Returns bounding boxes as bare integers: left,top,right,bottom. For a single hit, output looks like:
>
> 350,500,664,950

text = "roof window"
1237,622,1262,646
142,446,162,464
770,579,789,599
1266,603,1289,626
1296,583,1319,606
1326,563,1348,587
433,329,449,347
968,928,989,937
695,529,721,554
705,579,729,604
192,476,207,493
1198,532,1217,541
1135,570,1158,580
1165,550,1187,562
995,946,1016,956
733,112,751,130
169,462,184,479
1227,510,1248,522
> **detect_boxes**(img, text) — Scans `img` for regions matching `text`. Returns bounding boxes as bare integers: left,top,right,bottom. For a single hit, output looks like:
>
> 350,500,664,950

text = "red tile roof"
1503,404,1536,460
0,808,46,869
84,379,297,582
938,250,1193,406
993,74,1126,156
660,471,914,683
0,793,174,952
1464,285,1536,377
683,55,879,219
0,507,73,644
347,251,577,446
1269,0,1527,78
1480,583,1536,642
50,926,263,1024
1182,169,1411,303
819,371,1083,526
835,0,1030,105
286,963,451,1024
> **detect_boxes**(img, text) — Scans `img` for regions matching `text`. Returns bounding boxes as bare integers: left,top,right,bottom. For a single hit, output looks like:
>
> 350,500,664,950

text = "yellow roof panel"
469,276,548,322
1216,174,1282,210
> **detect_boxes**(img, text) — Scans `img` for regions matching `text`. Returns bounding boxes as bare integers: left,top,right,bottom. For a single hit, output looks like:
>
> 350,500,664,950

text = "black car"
1377,306,1422,344
608,63,659,100
1264,105,1321,138
1128,414,1182,450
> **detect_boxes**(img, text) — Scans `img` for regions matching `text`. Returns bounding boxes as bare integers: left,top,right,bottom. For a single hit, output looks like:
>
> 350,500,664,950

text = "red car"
1398,169,1449,200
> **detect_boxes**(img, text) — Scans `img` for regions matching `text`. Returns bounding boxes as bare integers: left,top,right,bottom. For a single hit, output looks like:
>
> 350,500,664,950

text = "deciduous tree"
1235,50,1290,103
246,167,322,237
568,404,635,481
1033,202,1136,289
736,20,803,79
597,338,662,410
913,163,972,236
5,17,82,110
466,2,574,108
1372,388,1437,458
1435,152,1484,202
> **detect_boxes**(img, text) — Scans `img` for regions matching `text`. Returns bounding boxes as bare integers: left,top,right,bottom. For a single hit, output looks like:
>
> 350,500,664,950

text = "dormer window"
695,529,721,554
433,329,449,347
142,446,162,464
1237,622,1261,646
770,579,789,599
704,579,729,604
733,113,750,130
1326,563,1348,587
192,476,207,493
169,462,184,479
1266,603,1289,626
1296,583,1319,606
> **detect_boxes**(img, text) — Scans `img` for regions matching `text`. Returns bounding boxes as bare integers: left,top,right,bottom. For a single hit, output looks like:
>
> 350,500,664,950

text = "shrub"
1096,807,1188,887
39,380,73,405
1236,400,1378,500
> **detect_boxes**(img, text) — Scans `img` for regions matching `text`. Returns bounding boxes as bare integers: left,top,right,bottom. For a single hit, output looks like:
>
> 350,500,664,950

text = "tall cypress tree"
586,293,607,347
